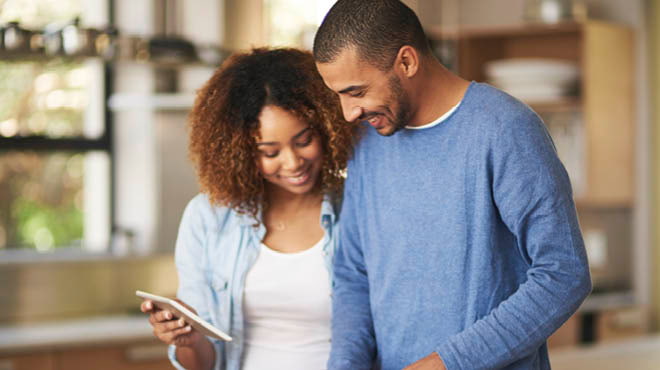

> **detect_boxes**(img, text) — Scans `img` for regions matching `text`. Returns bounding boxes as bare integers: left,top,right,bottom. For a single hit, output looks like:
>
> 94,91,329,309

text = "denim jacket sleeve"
167,194,225,370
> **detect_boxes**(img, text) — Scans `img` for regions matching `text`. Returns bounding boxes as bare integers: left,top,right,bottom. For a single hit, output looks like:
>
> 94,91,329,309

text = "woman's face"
255,105,324,196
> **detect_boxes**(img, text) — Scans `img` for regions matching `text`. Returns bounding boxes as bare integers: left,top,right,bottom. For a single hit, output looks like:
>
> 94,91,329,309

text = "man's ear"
394,45,420,79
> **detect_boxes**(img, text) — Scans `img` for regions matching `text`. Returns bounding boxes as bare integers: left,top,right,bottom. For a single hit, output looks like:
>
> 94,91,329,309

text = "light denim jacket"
167,193,340,370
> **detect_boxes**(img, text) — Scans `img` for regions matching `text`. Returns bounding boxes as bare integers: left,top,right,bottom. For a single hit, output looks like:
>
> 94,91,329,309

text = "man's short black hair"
313,0,432,71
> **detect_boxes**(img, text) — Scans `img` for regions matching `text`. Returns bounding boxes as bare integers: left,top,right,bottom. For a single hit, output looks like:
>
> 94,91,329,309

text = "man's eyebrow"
338,85,365,94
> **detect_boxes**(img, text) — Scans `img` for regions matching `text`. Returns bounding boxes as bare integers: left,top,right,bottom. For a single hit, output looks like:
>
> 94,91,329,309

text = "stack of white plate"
485,58,579,103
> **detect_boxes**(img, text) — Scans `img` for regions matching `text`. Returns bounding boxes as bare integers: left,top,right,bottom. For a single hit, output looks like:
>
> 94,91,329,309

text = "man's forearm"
436,266,591,369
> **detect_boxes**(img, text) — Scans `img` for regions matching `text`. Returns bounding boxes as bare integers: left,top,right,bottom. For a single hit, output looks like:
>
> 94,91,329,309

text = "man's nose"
340,97,362,123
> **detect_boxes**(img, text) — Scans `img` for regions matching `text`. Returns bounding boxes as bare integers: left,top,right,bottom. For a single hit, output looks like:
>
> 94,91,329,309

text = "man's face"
316,48,412,136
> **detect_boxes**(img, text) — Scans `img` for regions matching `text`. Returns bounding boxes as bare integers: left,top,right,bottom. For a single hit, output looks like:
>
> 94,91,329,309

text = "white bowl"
485,58,579,85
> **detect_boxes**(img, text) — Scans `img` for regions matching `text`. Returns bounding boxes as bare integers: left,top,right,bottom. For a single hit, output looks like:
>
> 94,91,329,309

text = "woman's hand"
140,298,205,348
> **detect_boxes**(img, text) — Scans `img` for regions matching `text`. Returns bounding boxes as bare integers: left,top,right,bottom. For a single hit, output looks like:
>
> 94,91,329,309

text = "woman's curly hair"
188,48,356,221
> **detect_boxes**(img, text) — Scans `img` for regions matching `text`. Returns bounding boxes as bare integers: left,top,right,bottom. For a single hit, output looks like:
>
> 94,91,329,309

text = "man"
313,1,592,369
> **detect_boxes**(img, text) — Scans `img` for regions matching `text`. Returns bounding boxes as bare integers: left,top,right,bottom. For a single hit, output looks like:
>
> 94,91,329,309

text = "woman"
140,48,355,370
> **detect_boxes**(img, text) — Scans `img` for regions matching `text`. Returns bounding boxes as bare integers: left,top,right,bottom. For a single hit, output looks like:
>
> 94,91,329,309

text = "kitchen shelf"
528,98,582,113
0,315,154,355
108,93,195,111
575,198,634,210
579,291,636,313
427,21,582,40
0,52,223,69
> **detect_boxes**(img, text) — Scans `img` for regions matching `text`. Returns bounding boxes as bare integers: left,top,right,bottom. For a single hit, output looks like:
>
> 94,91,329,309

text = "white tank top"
242,238,332,370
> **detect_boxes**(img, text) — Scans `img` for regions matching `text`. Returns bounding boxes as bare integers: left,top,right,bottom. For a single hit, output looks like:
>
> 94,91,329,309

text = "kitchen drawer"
0,353,55,370
596,306,648,343
55,342,170,370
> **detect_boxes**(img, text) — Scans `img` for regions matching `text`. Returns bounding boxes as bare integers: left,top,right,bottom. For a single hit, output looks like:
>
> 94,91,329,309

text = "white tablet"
136,290,232,342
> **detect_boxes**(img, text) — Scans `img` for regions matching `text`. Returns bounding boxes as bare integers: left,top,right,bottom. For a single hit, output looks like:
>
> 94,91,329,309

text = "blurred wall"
650,0,660,331
224,0,265,50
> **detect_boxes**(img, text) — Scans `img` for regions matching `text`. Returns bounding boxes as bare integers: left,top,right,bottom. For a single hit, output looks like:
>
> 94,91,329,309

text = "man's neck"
407,59,470,127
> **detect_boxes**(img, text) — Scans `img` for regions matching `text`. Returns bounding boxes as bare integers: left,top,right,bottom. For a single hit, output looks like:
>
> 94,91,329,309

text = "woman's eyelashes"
259,135,314,158
261,151,278,158
295,134,314,147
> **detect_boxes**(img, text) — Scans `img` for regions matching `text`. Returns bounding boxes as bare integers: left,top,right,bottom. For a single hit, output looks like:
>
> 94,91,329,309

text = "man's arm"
434,111,592,369
328,164,377,370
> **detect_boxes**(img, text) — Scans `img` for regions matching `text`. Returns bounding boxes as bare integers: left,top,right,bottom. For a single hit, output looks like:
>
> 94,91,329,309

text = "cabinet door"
582,21,635,205
0,353,55,370
56,343,171,370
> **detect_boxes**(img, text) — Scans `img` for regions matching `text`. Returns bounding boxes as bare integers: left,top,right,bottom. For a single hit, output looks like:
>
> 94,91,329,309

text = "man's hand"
403,352,446,370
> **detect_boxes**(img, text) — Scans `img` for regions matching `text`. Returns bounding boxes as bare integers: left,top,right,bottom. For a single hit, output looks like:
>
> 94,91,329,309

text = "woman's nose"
281,147,303,171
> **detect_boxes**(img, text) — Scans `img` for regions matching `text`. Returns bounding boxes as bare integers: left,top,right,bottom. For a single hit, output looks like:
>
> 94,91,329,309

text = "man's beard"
381,75,412,137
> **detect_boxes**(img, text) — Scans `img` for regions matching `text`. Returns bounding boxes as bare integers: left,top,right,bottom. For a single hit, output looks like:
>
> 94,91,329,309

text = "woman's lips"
281,169,311,186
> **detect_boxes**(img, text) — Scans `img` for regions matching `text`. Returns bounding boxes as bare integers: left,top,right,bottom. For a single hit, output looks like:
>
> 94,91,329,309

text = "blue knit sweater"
329,82,592,370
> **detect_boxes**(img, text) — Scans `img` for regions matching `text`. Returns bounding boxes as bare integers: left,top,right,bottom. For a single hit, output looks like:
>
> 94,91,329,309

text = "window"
0,0,111,253
264,0,335,49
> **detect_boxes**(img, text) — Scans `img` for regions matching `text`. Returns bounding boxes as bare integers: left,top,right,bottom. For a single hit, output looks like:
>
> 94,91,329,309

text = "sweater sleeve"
436,110,592,369
327,162,377,370
168,195,225,370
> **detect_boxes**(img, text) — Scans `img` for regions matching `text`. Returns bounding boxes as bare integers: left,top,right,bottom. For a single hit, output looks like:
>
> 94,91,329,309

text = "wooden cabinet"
55,342,171,370
0,342,171,370
429,21,635,207
0,353,55,370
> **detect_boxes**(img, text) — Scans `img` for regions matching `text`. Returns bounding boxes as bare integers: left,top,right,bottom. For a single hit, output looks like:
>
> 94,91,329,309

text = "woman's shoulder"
183,193,249,232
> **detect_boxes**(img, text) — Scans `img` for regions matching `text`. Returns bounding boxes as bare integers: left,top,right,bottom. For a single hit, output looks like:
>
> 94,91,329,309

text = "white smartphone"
136,290,232,342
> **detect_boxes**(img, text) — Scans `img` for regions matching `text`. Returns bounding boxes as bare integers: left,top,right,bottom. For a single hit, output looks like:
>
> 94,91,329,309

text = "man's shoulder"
461,82,542,132
465,82,535,116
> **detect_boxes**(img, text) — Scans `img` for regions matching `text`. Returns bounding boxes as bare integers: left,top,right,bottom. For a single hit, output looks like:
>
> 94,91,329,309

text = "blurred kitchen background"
0,0,659,369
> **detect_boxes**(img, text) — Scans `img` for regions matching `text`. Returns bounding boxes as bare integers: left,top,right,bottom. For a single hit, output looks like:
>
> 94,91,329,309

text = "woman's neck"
266,186,323,215
262,187,325,252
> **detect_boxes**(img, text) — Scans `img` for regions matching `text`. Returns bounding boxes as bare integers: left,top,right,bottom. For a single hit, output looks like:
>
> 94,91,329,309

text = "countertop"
550,335,660,370
0,315,157,355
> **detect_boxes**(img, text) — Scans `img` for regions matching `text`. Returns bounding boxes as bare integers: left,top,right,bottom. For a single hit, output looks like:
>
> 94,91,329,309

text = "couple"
141,1,591,369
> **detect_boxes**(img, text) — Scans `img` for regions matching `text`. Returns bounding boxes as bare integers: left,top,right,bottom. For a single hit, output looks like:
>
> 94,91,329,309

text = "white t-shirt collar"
405,100,462,130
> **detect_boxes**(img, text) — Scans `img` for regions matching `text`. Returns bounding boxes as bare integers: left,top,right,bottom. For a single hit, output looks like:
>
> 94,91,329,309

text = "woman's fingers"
140,300,153,312
152,317,187,334
141,298,201,347
157,323,193,345
148,309,174,325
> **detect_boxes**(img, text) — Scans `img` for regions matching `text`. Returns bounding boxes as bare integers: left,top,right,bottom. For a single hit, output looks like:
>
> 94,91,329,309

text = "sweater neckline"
404,81,474,131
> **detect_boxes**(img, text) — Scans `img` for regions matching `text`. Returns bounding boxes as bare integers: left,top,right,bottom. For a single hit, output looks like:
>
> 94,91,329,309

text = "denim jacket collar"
236,193,339,232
